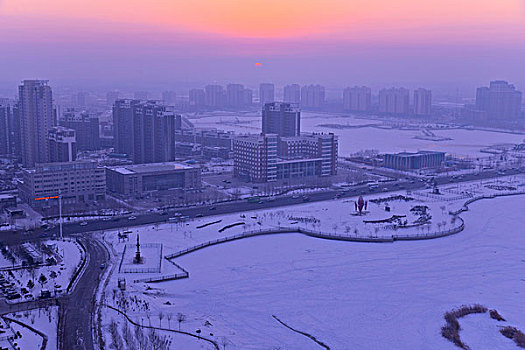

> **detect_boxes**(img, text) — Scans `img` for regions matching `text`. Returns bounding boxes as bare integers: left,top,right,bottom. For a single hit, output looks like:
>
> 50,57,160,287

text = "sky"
1,0,525,92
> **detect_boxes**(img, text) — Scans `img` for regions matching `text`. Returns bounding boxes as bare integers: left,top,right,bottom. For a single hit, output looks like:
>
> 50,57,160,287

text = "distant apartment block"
283,84,301,104
413,88,432,116
262,102,300,137
383,151,445,170
343,86,371,112
60,109,100,151
259,83,275,104
113,99,177,164
19,161,106,206
189,89,205,107
379,88,410,115
106,162,201,197
301,85,325,108
48,126,77,162
162,90,177,105
476,80,522,120
205,85,226,108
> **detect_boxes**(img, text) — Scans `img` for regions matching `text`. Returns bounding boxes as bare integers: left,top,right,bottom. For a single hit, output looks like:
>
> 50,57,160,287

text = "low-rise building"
383,151,445,170
19,161,106,206
106,162,201,197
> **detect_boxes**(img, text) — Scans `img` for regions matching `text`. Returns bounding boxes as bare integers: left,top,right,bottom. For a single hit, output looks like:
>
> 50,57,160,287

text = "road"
58,237,108,350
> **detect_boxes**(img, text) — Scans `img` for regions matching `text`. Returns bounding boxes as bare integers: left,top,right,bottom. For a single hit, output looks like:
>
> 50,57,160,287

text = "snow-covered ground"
1,239,83,303
3,307,58,350
100,175,525,349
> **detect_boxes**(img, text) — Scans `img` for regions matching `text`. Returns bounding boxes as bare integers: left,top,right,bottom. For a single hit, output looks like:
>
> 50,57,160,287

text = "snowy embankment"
99,176,525,349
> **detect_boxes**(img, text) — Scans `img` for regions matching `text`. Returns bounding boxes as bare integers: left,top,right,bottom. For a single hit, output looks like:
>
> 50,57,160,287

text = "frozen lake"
190,112,525,158
169,195,525,349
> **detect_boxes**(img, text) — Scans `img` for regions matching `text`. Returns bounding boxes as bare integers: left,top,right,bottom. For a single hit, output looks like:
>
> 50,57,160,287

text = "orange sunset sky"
0,0,524,88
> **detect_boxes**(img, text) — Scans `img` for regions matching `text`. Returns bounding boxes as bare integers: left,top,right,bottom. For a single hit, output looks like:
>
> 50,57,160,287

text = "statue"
134,234,143,264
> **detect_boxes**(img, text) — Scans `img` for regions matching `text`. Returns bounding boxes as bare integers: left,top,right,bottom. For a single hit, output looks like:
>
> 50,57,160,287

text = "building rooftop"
109,162,195,175
389,150,445,157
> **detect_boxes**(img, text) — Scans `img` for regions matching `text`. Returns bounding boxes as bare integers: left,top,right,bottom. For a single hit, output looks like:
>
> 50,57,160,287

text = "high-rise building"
162,90,177,105
189,89,205,107
301,85,325,108
475,81,522,120
413,88,432,116
73,92,88,107
134,91,149,100
226,84,245,107
0,103,11,155
283,84,301,104
243,89,253,106
379,88,410,115
113,99,177,164
48,126,77,162
60,109,100,151
205,85,226,108
106,91,119,106
18,80,55,167
262,102,300,137
259,83,275,104
343,86,371,112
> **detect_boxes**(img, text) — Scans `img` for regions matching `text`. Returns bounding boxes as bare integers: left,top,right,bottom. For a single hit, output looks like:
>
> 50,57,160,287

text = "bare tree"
176,312,186,331
221,336,231,350
158,311,164,328
166,313,172,329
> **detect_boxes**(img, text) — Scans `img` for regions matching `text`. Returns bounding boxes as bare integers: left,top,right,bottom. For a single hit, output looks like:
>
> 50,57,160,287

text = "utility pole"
58,189,63,240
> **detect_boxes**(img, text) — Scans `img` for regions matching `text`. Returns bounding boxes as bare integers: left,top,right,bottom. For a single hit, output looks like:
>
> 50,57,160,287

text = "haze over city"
0,1,525,350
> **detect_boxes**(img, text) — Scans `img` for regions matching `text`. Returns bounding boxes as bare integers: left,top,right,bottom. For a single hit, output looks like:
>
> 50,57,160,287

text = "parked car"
80,221,88,226
128,216,137,220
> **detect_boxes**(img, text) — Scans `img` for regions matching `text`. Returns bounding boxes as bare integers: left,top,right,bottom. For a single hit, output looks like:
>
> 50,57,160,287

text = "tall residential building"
243,89,253,106
262,102,300,137
378,88,410,115
205,85,226,108
259,83,275,104
189,89,205,107
233,134,278,182
283,84,301,104
134,91,149,100
48,126,77,162
343,86,372,112
301,85,325,108
226,84,245,107
113,100,177,164
475,81,522,120
18,80,55,167
106,91,119,106
60,109,100,151
0,104,11,155
162,90,177,105
413,88,432,116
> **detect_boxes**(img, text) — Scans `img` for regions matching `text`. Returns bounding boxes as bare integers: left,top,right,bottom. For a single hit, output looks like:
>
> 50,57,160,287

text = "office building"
301,85,325,108
259,83,275,104
18,80,55,167
413,88,432,116
48,126,77,162
113,100,177,164
475,81,522,120
189,89,205,107
60,109,100,151
233,133,338,182
0,104,11,155
383,151,445,170
379,88,410,115
134,91,149,100
283,84,301,104
262,102,300,137
106,162,201,197
343,86,372,112
19,161,106,207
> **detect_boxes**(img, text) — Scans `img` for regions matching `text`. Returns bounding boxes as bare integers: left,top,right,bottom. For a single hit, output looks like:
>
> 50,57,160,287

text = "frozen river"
190,112,524,158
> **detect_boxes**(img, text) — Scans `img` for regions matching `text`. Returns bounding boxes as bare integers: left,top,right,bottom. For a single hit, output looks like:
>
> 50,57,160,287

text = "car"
100,263,106,269
128,216,137,220
257,200,264,204
102,217,111,221
195,214,204,218
80,221,88,226
292,195,300,199
209,207,216,210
